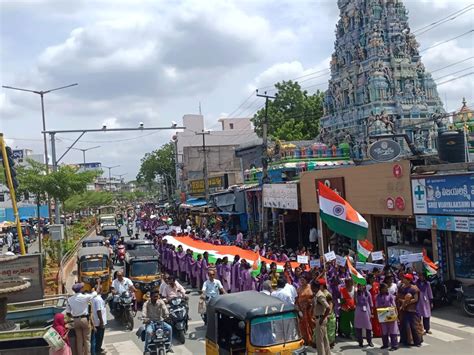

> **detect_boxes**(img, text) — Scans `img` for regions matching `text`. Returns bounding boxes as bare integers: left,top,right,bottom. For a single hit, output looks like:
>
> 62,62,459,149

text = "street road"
102,227,206,355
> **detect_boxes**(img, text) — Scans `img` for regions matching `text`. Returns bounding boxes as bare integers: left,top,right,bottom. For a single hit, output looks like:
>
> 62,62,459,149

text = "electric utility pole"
196,130,211,203
256,90,276,242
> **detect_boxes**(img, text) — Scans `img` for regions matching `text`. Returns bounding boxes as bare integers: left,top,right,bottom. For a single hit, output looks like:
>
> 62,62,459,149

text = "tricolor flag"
318,182,368,240
357,239,374,262
347,256,366,286
422,249,438,276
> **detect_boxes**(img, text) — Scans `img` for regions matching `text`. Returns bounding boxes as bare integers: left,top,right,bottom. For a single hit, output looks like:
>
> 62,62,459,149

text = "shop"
300,160,415,257
412,173,474,282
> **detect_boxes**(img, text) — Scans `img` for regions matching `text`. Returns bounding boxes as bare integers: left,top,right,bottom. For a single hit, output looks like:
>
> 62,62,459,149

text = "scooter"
456,284,474,317
109,291,135,330
137,320,171,355
167,297,189,344
116,245,126,265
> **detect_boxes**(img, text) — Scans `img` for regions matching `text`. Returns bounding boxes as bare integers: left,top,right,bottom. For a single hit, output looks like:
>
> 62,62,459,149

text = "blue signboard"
416,215,474,232
412,174,474,216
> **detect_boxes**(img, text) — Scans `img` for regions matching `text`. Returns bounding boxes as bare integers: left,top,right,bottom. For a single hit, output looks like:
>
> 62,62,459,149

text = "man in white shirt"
260,280,273,296
161,275,187,302
271,278,295,305
201,270,225,300
66,282,99,355
309,226,317,252
111,271,135,312
91,285,107,355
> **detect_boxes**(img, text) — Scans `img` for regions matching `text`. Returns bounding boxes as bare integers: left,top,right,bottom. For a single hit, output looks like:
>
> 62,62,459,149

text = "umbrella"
0,221,14,229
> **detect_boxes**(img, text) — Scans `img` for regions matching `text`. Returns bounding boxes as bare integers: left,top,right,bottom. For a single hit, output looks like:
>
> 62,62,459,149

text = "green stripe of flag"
320,211,367,240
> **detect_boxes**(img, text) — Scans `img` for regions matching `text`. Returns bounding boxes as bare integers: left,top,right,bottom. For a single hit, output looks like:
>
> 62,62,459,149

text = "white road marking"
431,316,474,335
106,340,142,354
427,328,463,342
188,320,203,326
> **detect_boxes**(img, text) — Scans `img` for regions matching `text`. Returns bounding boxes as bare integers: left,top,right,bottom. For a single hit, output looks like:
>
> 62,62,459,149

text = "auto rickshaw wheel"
176,329,186,344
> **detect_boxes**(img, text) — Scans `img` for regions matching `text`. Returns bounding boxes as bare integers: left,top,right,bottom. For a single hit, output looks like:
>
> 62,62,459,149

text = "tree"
251,80,324,141
64,191,113,213
137,142,176,198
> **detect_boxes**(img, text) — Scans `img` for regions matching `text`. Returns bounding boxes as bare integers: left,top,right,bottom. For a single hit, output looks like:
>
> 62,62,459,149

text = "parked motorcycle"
110,291,135,330
167,297,189,344
429,274,461,308
137,320,171,355
456,284,474,317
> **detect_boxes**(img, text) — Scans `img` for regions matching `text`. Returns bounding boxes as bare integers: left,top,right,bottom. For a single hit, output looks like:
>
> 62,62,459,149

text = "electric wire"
420,29,474,52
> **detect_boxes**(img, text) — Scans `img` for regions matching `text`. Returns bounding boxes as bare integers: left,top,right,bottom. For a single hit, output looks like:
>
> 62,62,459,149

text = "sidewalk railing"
57,226,96,294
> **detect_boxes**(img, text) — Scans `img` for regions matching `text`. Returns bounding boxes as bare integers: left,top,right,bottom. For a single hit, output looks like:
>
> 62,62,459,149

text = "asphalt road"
102,227,207,355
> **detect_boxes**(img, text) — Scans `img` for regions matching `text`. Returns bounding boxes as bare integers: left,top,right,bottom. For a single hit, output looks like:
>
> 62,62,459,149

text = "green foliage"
16,160,48,203
251,80,324,141
44,165,98,203
137,142,176,185
64,191,113,213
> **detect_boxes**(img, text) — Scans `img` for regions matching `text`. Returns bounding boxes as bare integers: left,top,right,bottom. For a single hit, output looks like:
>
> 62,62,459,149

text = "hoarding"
263,183,299,210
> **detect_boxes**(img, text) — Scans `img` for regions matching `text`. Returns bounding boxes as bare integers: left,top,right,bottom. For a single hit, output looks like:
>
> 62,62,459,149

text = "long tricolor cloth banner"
318,181,368,240
163,235,300,276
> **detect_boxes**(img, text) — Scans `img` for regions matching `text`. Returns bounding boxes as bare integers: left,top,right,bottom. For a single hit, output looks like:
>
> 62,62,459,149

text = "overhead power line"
436,71,474,86
431,56,474,73
434,66,474,81
414,4,474,36
420,29,473,52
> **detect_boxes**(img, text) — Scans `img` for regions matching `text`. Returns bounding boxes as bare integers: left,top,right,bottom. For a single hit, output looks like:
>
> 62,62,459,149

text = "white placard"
336,255,346,266
263,184,299,210
324,251,336,262
356,262,384,272
309,259,321,268
297,255,309,264
399,254,409,264
406,253,423,263
371,251,384,261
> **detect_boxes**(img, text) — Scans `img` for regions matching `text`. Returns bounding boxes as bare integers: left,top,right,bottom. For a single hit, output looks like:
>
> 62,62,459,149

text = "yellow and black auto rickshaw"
124,239,153,251
101,225,120,242
77,246,112,295
124,249,161,304
82,235,105,248
205,291,306,355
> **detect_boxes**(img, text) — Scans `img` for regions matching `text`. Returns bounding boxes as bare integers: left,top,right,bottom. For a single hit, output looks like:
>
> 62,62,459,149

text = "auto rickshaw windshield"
130,261,158,277
250,312,301,347
81,258,108,272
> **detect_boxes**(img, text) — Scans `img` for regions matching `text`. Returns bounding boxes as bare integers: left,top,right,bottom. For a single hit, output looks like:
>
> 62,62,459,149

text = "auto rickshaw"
205,291,306,355
101,225,120,243
82,235,105,248
124,239,153,251
124,249,161,304
77,246,112,295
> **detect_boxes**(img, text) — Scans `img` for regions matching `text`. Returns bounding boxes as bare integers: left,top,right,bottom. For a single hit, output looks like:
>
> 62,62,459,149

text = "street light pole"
2,83,78,220
195,130,211,203
103,165,120,191
69,145,101,170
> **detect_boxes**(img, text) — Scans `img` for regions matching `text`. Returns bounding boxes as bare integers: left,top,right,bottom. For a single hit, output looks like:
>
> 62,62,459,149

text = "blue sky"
1,0,472,177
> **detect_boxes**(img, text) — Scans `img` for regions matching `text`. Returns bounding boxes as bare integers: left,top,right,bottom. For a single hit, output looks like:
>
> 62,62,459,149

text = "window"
81,258,107,272
229,123,234,129
250,313,300,347
130,261,158,277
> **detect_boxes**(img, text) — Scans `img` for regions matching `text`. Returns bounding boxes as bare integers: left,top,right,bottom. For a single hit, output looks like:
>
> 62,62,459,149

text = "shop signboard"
415,215,473,233
263,184,298,210
316,177,345,199
0,254,44,302
189,176,223,195
412,174,474,215
368,140,401,162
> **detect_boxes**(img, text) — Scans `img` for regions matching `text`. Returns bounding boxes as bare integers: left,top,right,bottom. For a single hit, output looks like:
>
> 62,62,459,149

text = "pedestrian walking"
313,278,331,355
367,273,382,337
50,313,72,355
376,283,399,351
66,282,98,355
416,273,433,334
354,284,374,347
338,278,355,338
397,274,423,347
90,285,107,355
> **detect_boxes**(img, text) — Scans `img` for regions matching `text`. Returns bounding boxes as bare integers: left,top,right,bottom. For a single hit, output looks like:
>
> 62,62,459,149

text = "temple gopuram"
320,0,445,159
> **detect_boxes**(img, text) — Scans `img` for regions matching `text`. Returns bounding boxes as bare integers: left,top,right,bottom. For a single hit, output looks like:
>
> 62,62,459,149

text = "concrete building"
175,114,258,194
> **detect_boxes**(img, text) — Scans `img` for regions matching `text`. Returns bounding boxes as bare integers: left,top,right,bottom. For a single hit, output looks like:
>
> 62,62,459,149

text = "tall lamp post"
2,83,78,219
103,165,120,191
69,145,101,170
114,173,127,192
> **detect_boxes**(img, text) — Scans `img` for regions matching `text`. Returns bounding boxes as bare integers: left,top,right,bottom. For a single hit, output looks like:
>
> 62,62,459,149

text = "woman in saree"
295,275,315,345
50,313,72,355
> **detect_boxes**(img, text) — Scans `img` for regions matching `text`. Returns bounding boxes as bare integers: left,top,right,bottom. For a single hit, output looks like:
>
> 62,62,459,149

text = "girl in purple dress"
416,273,433,334
240,260,255,291
194,254,203,290
354,284,374,348
257,261,269,291
176,245,186,282
231,255,241,293
221,256,232,292
201,252,210,284
376,283,399,351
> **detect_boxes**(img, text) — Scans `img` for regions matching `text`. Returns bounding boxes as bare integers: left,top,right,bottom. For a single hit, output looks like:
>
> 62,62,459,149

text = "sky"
0,0,473,179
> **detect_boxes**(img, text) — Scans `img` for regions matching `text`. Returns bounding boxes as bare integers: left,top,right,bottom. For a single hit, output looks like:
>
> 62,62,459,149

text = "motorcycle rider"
110,271,135,312
142,291,173,353
161,276,188,302
201,270,225,323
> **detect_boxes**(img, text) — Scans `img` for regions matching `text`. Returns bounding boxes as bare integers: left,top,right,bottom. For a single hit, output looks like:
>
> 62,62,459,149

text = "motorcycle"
127,225,134,237
429,274,461,308
116,245,126,265
137,320,171,355
110,291,135,330
167,297,189,344
456,284,474,317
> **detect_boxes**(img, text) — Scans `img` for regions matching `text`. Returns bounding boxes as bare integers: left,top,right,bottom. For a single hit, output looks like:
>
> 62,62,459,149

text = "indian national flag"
318,182,368,240
347,256,366,286
357,239,373,262
422,249,438,276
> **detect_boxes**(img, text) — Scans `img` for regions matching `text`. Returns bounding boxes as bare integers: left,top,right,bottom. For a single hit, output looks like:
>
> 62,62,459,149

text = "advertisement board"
412,174,474,215
189,176,223,195
416,215,473,233
263,184,298,210
0,254,44,302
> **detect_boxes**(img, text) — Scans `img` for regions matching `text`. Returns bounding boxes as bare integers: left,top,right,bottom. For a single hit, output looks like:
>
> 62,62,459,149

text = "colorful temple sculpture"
320,0,445,159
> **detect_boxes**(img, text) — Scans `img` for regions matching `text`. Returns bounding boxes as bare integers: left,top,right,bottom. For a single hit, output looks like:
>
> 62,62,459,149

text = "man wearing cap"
66,281,99,355
396,273,422,347
313,278,331,355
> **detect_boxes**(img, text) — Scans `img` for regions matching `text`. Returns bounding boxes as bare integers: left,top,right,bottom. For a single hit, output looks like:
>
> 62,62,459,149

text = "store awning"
179,197,207,209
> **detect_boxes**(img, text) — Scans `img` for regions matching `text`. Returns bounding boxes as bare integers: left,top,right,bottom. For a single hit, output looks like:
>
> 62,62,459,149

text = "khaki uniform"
313,290,331,355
